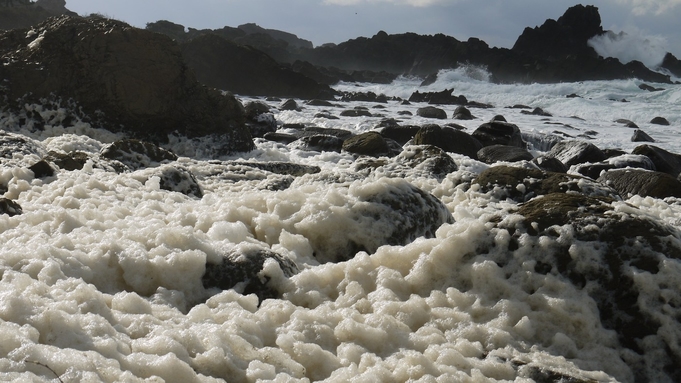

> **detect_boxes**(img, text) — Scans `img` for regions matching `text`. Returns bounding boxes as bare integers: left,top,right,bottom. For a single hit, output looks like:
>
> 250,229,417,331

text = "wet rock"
44,151,90,171
380,125,421,145
413,124,483,159
631,129,654,142
340,109,373,117
0,198,22,216
546,140,606,167
520,107,552,117
490,115,507,122
202,247,299,303
473,165,617,202
291,135,344,153
639,83,664,92
477,145,534,164
306,99,335,107
0,16,253,150
100,139,177,171
340,91,388,103
511,191,681,368
28,160,55,178
395,145,458,179
416,106,448,119
472,121,525,148
226,161,321,177
296,178,453,263
632,144,681,177
279,99,299,111
155,165,203,198
452,106,474,120
615,119,639,128
342,132,391,157
263,132,298,145
409,89,467,105
650,116,670,126
0,131,45,165
532,156,567,173
244,101,277,138
598,168,681,199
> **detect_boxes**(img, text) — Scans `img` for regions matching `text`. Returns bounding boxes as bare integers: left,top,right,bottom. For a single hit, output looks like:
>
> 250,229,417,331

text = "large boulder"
179,33,334,100
598,169,681,199
506,193,681,381
413,125,483,159
546,140,606,168
0,15,254,152
632,144,681,177
472,121,525,148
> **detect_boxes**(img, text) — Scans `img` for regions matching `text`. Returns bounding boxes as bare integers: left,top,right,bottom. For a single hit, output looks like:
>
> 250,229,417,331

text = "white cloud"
324,0,448,7
612,0,681,15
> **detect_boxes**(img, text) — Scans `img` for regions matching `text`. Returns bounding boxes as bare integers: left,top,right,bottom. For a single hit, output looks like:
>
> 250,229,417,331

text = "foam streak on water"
0,71,680,382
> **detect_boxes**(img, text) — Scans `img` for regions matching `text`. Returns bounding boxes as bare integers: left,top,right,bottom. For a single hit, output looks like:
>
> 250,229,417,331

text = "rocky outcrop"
0,16,254,152
0,0,74,31
179,33,335,100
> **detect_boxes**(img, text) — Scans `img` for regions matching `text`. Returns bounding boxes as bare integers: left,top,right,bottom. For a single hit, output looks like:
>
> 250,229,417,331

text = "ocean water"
1,69,681,382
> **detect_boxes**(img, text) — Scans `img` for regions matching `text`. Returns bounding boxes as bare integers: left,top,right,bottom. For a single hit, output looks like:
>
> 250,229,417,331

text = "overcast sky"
63,0,681,64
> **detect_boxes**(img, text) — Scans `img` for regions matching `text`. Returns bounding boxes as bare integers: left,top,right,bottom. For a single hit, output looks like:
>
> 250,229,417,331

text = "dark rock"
244,101,277,138
44,151,89,171
342,132,390,157
477,145,534,164
598,169,681,199
0,16,253,151
156,166,203,198
301,178,453,263
512,4,603,60
0,0,74,31
0,132,44,163
397,111,413,116
638,83,664,92
279,99,299,111
28,160,55,178
631,129,654,142
417,106,448,119
490,115,507,122
615,119,639,128
566,93,581,98
314,112,339,120
409,89,467,105
306,99,335,107
284,125,354,140
179,33,334,100
632,144,681,177
473,165,617,202
263,132,298,145
340,91,388,103
0,198,22,216
546,140,606,167
202,247,299,303
100,139,177,171
340,109,373,117
472,121,525,148
661,52,681,78
511,191,681,367
380,125,421,145
226,161,321,177
413,125,483,159
291,135,344,153
452,106,474,120
532,156,567,173
395,145,458,179
520,107,552,117
650,116,670,126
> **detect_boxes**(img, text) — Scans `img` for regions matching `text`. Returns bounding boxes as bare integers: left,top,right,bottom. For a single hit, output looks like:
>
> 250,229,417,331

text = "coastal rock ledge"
0,15,254,152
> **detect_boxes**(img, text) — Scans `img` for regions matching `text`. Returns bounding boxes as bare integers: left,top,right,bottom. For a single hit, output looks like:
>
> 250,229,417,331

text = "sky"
63,0,681,64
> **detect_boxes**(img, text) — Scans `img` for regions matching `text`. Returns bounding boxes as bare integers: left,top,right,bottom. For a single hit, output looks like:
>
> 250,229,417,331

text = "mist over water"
587,28,669,69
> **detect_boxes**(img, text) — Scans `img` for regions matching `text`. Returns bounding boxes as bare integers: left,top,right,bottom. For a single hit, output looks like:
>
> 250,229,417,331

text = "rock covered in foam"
100,139,177,171
202,247,299,303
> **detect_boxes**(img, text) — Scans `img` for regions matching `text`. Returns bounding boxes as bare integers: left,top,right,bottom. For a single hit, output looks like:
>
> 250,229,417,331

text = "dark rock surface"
546,140,606,167
342,132,391,157
179,34,334,100
416,106,448,119
203,247,299,303
100,139,178,171
0,16,254,153
477,145,534,164
413,125,483,159
0,198,22,216
632,144,681,177
472,122,525,148
598,168,681,199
